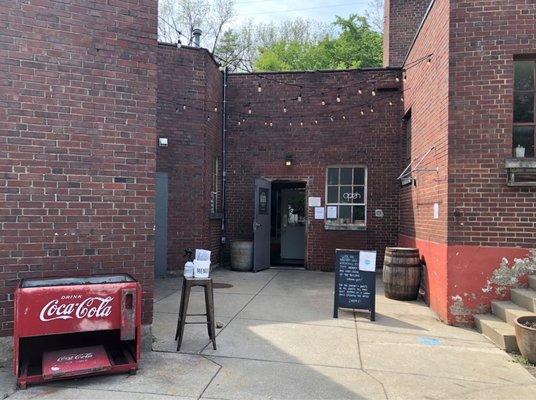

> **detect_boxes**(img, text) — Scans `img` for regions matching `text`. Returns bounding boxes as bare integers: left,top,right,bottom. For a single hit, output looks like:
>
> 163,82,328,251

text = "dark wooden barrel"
383,247,421,300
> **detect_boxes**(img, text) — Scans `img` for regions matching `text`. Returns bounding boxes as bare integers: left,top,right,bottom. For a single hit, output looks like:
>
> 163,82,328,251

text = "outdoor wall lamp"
158,138,169,147
285,155,293,167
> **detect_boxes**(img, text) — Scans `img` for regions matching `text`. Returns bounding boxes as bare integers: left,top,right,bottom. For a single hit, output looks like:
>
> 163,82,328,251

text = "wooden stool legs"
175,277,216,351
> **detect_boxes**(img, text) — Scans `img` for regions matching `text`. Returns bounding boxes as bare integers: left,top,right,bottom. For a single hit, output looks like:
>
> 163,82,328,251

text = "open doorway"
270,181,306,266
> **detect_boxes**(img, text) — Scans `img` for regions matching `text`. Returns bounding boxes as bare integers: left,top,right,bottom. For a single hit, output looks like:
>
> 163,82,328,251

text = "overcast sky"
231,0,372,27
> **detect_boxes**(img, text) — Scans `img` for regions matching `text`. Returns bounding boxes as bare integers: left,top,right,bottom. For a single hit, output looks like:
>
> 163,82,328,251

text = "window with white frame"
326,166,367,227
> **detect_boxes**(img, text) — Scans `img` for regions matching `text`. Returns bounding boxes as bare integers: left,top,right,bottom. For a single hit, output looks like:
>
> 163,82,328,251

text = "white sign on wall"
314,207,325,220
308,197,321,207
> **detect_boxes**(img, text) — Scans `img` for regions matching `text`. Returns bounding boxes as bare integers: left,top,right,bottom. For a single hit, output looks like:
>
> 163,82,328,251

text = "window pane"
327,186,338,203
353,186,365,203
327,168,339,185
339,205,351,224
340,168,352,184
353,168,365,185
352,206,366,223
514,92,535,123
515,61,535,91
340,186,352,203
513,126,535,157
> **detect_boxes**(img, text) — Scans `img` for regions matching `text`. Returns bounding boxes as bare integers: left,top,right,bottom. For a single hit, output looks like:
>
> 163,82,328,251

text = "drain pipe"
221,66,228,260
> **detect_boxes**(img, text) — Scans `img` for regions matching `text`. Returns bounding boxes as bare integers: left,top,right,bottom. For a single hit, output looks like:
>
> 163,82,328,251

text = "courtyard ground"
1,268,536,399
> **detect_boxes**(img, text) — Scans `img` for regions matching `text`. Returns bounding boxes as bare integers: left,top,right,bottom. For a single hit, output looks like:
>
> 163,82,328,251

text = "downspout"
221,66,228,261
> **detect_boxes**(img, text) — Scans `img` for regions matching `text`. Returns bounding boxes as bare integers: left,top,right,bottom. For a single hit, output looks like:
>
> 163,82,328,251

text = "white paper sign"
195,249,211,261
308,197,321,207
359,251,377,272
327,206,337,219
433,203,439,219
314,207,325,219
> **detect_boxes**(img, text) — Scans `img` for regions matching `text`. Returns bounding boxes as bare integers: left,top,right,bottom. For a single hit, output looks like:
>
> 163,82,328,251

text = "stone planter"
230,241,253,272
514,316,536,363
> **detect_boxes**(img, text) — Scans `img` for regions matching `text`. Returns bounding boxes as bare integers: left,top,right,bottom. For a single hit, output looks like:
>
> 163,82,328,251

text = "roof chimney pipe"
192,29,202,47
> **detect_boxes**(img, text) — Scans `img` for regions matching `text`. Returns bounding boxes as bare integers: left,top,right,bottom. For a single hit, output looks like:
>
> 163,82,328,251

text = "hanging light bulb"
372,89,376,96
336,94,341,103
389,100,393,106
183,105,187,110
314,120,318,125
360,109,364,116
300,121,304,126
395,77,400,82
214,106,218,112
284,105,287,113
401,96,404,102
257,84,262,93
248,107,252,114
330,116,334,122
242,117,246,122
238,121,241,126
298,93,302,102
342,115,346,120
322,99,326,106
207,116,211,121
370,106,374,113
264,121,268,126
270,122,273,127
358,88,362,95
289,120,293,127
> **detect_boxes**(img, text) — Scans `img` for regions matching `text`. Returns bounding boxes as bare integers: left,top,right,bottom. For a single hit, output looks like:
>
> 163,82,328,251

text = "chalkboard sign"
333,249,376,321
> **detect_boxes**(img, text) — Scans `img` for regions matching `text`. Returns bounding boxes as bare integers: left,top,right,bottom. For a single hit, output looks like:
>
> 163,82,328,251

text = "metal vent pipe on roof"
192,29,202,47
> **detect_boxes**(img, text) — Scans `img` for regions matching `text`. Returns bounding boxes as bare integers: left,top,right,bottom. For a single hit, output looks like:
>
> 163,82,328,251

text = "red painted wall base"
399,235,531,326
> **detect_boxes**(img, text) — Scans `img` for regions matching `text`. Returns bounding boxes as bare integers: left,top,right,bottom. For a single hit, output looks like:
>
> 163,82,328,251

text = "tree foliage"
254,15,383,72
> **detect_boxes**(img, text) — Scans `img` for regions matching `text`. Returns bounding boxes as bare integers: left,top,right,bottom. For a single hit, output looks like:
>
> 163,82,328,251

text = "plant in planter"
515,316,536,364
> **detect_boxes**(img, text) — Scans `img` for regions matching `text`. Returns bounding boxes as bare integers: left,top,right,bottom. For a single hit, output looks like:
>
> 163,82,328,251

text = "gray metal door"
155,172,168,277
253,178,271,272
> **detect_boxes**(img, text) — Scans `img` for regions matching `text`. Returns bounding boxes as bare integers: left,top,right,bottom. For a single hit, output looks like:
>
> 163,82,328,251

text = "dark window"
513,60,536,157
326,166,367,226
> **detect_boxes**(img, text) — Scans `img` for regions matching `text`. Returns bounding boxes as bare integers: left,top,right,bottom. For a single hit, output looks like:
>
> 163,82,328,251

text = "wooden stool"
175,277,217,351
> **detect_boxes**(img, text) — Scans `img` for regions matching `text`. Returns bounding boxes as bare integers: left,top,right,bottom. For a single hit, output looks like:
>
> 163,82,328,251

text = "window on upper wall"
211,156,221,215
326,166,367,228
513,60,536,157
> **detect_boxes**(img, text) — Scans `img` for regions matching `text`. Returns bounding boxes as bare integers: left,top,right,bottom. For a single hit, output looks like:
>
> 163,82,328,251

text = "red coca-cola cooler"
13,274,141,389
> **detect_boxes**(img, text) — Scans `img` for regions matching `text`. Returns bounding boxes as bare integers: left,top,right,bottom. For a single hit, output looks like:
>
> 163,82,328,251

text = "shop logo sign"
343,192,361,200
39,296,113,322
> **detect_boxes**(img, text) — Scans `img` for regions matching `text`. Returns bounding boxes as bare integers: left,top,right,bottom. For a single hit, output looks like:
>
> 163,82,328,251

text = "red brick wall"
383,0,431,67
156,44,223,271
400,0,449,320
0,0,158,335
226,70,403,271
448,0,536,248
444,0,536,324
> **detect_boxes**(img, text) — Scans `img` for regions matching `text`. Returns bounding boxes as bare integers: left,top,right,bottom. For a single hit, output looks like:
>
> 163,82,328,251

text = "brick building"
1,0,535,351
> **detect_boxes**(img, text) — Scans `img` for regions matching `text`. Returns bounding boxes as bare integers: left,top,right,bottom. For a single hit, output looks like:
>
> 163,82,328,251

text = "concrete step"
529,275,536,291
511,288,536,312
474,314,519,353
491,300,536,325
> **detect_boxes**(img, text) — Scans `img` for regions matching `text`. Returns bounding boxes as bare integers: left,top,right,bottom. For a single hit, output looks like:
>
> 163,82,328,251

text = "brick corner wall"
0,0,158,336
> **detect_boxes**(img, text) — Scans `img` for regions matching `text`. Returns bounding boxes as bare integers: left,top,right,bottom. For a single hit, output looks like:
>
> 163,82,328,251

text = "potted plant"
514,316,536,363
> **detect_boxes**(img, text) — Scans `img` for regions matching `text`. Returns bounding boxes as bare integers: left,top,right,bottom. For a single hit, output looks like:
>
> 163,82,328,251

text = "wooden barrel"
382,247,421,300
230,241,253,272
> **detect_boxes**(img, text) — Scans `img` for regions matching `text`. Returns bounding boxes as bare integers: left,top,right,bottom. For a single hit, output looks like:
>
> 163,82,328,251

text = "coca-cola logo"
39,296,113,322
57,352,94,362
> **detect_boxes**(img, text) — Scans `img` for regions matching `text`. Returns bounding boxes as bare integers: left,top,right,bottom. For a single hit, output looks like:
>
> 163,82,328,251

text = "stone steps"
475,276,536,353
529,275,536,290
474,314,518,352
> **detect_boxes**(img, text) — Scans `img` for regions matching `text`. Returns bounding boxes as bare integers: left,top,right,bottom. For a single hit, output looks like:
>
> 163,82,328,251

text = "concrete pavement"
2,268,536,399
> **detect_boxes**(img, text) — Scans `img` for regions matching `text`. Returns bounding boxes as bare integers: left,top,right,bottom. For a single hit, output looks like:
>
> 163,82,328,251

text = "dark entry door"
155,172,168,277
253,178,271,272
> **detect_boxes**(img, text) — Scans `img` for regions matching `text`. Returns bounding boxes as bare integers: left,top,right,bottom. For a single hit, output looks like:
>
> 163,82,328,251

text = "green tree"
254,15,383,72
